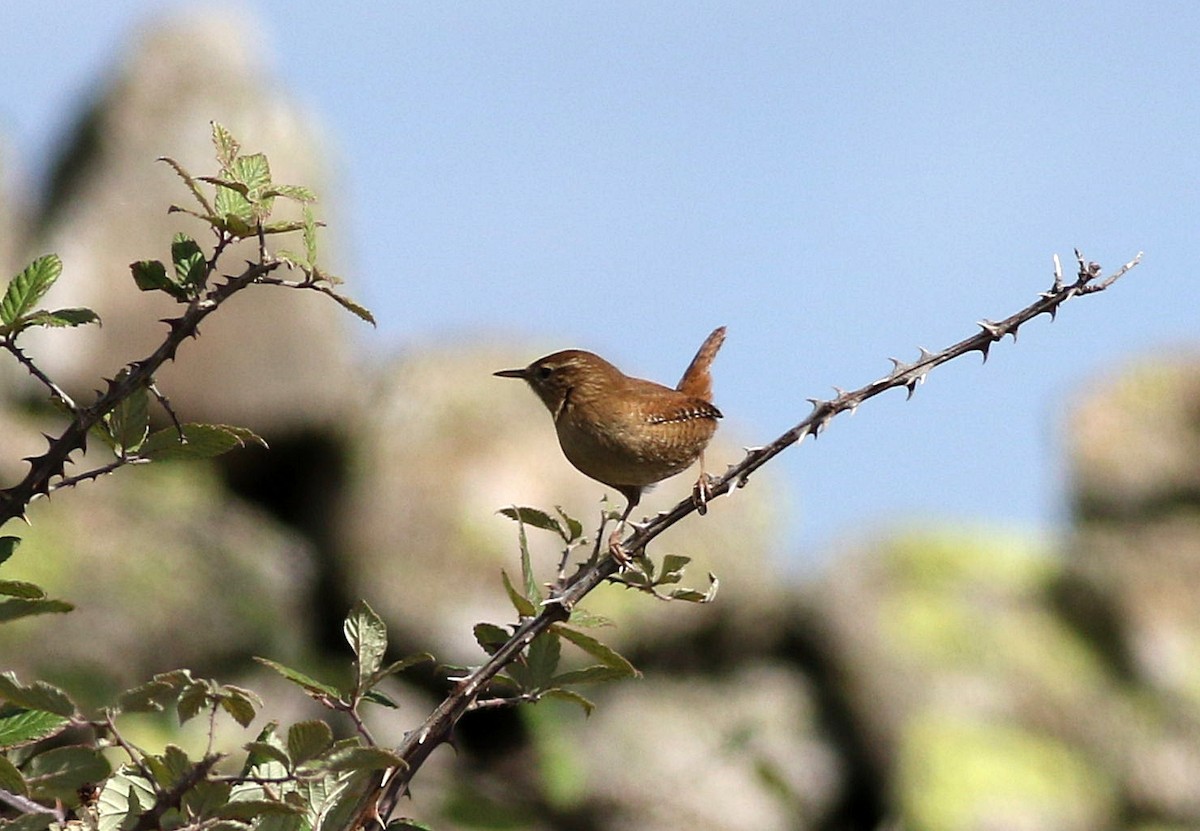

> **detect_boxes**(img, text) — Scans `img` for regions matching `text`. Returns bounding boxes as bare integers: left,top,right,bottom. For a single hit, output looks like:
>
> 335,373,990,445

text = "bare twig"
367,249,1142,824
1,338,78,411
0,787,63,823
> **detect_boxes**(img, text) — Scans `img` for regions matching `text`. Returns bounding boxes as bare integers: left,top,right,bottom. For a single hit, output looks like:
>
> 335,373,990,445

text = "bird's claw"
692,472,714,515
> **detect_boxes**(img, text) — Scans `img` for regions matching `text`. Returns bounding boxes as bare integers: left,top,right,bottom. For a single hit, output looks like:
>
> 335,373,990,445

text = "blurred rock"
0,442,317,704
573,663,842,831
24,9,360,435
809,529,1121,831
333,341,788,666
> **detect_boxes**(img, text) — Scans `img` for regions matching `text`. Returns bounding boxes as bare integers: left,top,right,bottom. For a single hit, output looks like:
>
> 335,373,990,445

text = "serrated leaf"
25,744,111,802
253,658,341,700
500,570,536,618
129,259,188,301
344,600,387,696
263,184,316,203
233,154,272,197
498,506,565,537
211,122,240,170
116,670,193,713
0,706,69,749
287,720,334,766
177,680,213,723
553,626,639,677
0,674,75,717
473,622,510,656
0,598,74,622
543,688,595,716
302,205,318,266
171,233,206,292
0,536,18,566
142,423,266,461
318,746,406,773
243,740,291,773
183,778,233,820
158,156,214,214
260,220,308,234
2,255,62,326
0,751,26,794
19,307,100,329
327,291,376,326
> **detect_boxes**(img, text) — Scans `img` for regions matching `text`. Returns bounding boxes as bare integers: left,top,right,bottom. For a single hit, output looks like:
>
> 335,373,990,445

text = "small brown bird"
495,327,726,557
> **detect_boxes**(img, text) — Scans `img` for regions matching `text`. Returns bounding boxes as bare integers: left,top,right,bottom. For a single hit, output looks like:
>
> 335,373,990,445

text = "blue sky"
3,2,1197,565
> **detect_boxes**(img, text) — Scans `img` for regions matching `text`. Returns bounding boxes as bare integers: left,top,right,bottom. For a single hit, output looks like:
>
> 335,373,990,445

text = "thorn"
831,386,847,399
977,320,1004,339
977,342,991,363
741,446,766,454
1052,252,1063,290
917,347,935,363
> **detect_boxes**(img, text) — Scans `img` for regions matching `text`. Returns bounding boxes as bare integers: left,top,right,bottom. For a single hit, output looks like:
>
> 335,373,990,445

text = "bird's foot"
607,524,632,568
692,472,714,515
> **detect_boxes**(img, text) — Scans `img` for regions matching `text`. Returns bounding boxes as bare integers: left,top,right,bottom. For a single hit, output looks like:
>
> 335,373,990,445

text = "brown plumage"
494,327,726,535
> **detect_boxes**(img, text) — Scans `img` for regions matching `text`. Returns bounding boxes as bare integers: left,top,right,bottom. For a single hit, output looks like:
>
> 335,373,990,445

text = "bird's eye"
536,365,554,380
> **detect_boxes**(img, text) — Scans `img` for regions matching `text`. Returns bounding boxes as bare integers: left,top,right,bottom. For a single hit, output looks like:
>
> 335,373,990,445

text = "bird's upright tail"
676,326,726,402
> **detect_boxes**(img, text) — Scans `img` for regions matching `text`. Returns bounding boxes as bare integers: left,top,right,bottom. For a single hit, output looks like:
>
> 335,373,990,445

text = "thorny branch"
367,248,1142,824
0,245,280,526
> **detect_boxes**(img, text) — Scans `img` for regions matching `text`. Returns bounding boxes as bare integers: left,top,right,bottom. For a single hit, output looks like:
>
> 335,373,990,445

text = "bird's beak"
493,367,527,379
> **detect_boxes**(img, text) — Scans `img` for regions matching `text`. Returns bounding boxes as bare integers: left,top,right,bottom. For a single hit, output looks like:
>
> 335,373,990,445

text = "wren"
495,327,726,559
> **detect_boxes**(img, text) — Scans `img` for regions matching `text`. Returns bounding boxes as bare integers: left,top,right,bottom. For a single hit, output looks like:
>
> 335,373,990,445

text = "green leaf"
0,752,27,794
361,689,399,708
670,572,719,603
25,744,111,802
562,606,613,629
287,720,334,766
234,153,272,199
0,811,55,831
473,622,510,656
554,506,584,544
373,652,434,683
211,121,240,170
543,688,595,716
318,746,406,773
116,669,194,713
0,673,75,717
97,768,155,831
553,626,639,677
500,569,536,618
660,554,691,581
327,291,377,326
1,255,62,326
344,600,388,696
19,307,100,329
525,632,561,690
158,156,214,214
220,690,258,728
142,423,266,461
0,598,74,622
550,665,635,686
103,385,149,455
0,580,44,599
0,536,18,566
183,778,233,820
259,220,308,235
0,706,69,749
253,657,341,700
302,205,318,265
498,506,565,538
263,184,316,203
177,679,213,723
171,233,206,292
130,259,188,300
246,738,291,771
216,799,303,820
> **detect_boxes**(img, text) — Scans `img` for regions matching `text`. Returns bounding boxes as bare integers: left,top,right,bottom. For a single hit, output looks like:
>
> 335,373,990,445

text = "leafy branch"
363,247,1142,823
